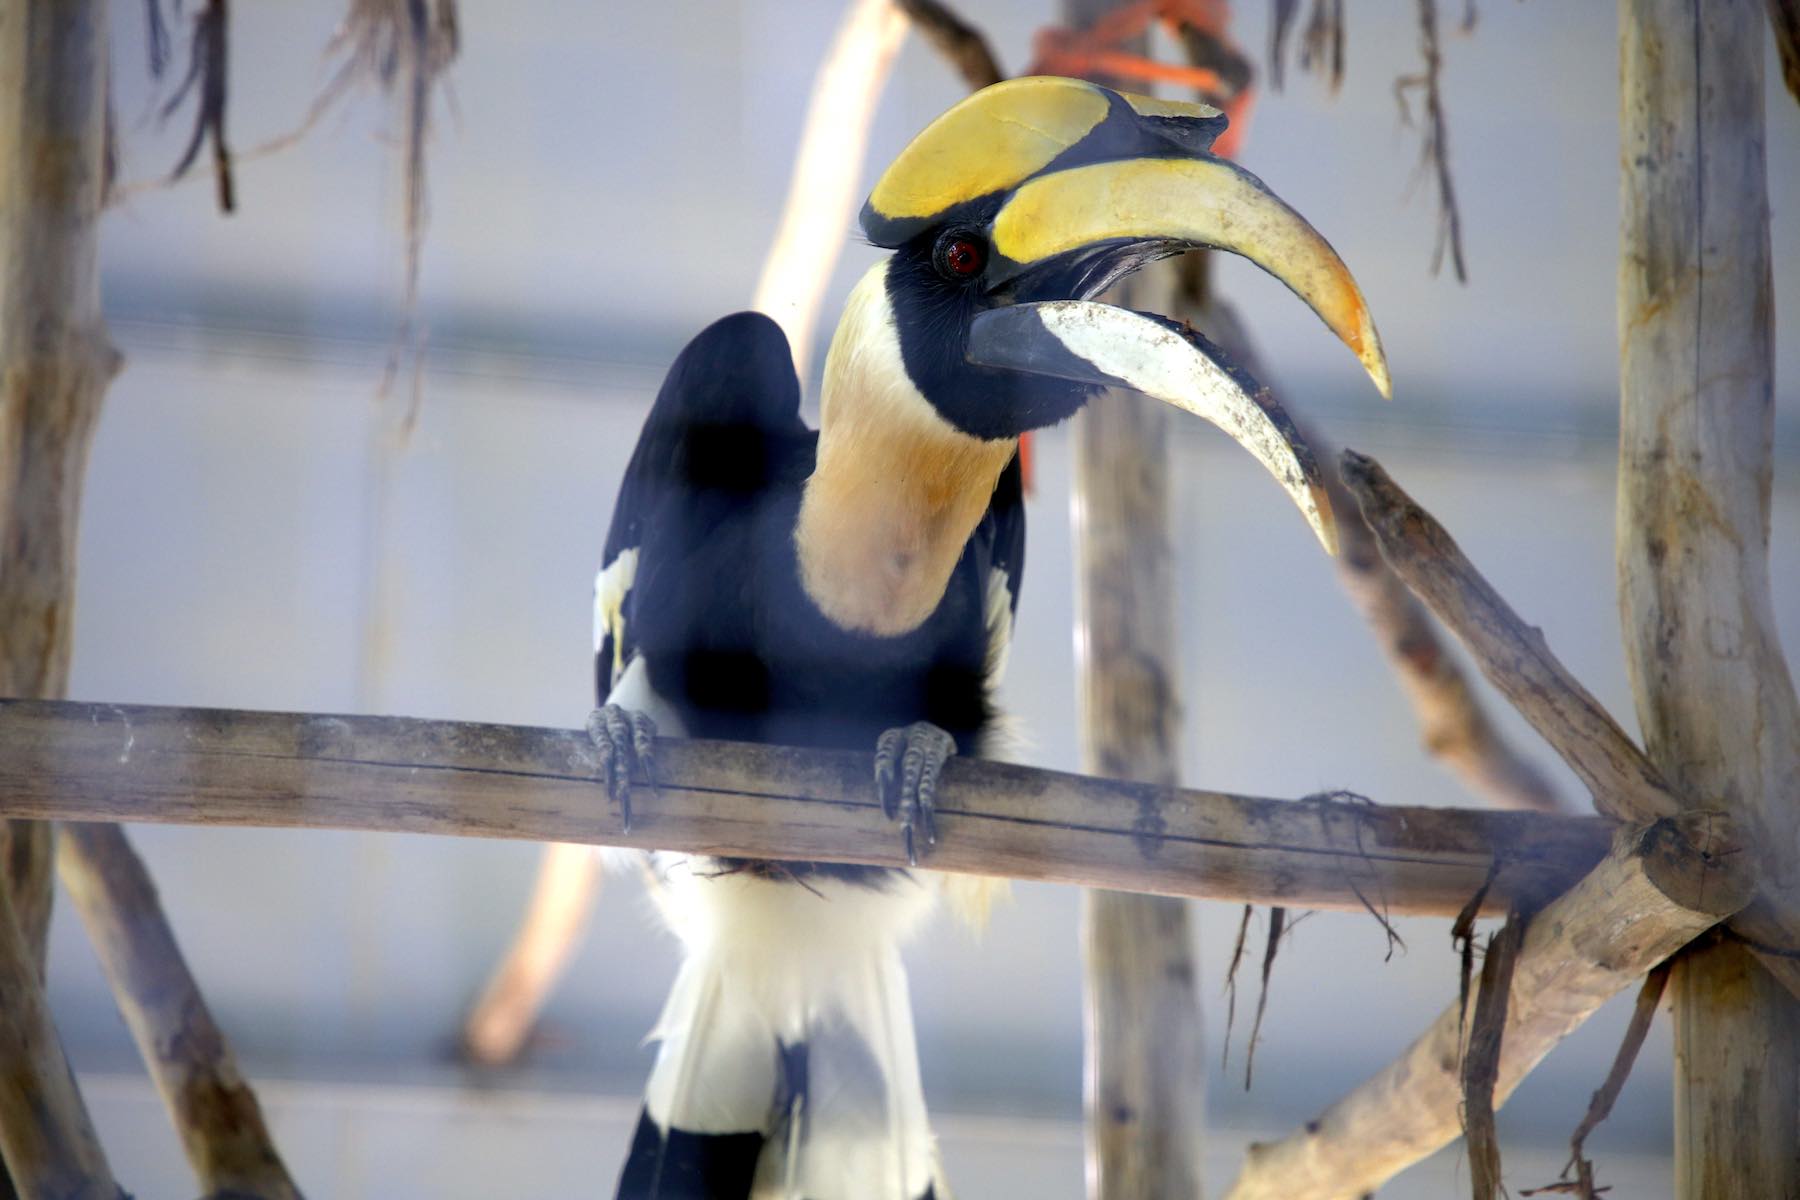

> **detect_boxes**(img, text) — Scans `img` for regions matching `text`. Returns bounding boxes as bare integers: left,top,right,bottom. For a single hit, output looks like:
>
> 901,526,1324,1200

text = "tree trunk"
0,2,122,1192
1061,6,1206,1189
1617,2,1800,1195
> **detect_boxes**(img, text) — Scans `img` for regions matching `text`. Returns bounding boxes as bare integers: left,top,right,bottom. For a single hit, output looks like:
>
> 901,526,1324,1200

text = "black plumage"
596,310,1024,761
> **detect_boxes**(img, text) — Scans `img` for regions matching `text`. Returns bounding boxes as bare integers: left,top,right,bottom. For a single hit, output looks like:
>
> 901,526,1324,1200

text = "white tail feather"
643,867,940,1200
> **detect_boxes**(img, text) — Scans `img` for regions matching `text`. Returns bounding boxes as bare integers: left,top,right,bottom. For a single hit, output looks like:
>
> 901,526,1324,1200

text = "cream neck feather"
795,263,1016,637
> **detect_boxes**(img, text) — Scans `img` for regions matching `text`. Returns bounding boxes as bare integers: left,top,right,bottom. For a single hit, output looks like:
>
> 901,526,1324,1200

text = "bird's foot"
874,722,956,867
587,704,657,832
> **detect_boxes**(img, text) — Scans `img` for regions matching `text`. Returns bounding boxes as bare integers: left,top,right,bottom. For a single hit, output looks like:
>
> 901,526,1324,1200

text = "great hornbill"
591,77,1388,1200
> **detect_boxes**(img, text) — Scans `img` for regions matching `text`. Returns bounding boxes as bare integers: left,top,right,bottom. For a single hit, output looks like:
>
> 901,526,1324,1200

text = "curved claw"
587,704,657,832
874,722,955,866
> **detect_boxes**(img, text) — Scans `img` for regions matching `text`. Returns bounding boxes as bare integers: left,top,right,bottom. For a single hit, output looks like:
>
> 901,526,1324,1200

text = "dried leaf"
1463,908,1527,1200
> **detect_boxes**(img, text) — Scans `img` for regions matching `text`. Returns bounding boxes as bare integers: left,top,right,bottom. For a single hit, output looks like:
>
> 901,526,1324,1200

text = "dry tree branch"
57,824,301,1199
1519,961,1670,1199
1341,445,1800,1002
1394,0,1468,281
1339,450,1680,825
1223,813,1753,1200
1175,306,1566,815
0,882,124,1200
0,700,1616,917
895,0,1005,88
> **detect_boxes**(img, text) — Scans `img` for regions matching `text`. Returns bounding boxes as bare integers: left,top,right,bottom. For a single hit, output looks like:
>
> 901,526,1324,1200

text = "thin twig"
895,0,1005,88
58,824,301,1198
1540,960,1671,1199
1394,0,1467,280
1221,902,1254,1069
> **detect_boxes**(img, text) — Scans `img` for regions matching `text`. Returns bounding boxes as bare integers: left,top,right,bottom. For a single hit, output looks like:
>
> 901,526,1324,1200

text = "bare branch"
0,700,1616,917
1324,453,1567,814
1339,449,1679,825
1529,960,1671,1199
57,824,301,1198
1180,305,1566,815
1396,0,1467,281
1222,812,1754,1200
1342,447,1800,1003
895,0,1004,88
0,880,123,1200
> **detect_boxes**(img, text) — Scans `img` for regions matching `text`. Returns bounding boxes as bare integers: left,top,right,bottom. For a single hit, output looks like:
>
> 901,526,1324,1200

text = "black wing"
594,312,809,703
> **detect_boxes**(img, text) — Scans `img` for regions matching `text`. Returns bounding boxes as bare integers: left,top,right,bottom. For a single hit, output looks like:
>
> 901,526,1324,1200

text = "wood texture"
1221,812,1755,1200
0,873,122,1199
0,0,118,982
56,823,302,1199
1073,361,1205,1200
0,3,124,1194
0,699,1617,916
1618,3,1800,1195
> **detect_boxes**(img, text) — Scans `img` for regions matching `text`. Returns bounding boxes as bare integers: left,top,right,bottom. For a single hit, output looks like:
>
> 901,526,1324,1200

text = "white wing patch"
592,547,639,679
982,564,1015,691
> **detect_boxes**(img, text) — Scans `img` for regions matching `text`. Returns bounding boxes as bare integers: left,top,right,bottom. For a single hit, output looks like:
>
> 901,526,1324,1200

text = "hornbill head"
851,76,1389,554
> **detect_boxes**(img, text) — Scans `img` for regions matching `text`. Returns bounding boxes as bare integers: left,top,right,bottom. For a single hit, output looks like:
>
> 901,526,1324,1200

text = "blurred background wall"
42,1,1800,1195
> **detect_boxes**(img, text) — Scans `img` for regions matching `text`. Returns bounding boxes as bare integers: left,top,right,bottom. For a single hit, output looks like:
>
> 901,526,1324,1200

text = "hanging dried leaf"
306,0,460,431
162,0,234,213
1394,0,1468,281
1462,908,1526,1200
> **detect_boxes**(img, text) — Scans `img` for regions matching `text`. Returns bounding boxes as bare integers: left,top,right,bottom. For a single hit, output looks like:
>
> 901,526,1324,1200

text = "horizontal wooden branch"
1222,809,1755,1200
0,700,1616,917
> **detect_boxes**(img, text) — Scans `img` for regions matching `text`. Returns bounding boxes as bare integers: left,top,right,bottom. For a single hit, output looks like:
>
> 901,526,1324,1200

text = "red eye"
936,234,986,279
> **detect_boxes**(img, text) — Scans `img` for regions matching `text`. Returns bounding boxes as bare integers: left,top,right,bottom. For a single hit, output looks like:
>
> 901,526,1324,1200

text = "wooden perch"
56,823,301,1199
1342,448,1800,1004
1221,810,1755,1200
0,879,122,1200
0,699,1616,917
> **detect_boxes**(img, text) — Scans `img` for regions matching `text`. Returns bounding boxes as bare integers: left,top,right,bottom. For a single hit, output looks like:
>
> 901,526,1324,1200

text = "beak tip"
1310,487,1341,557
